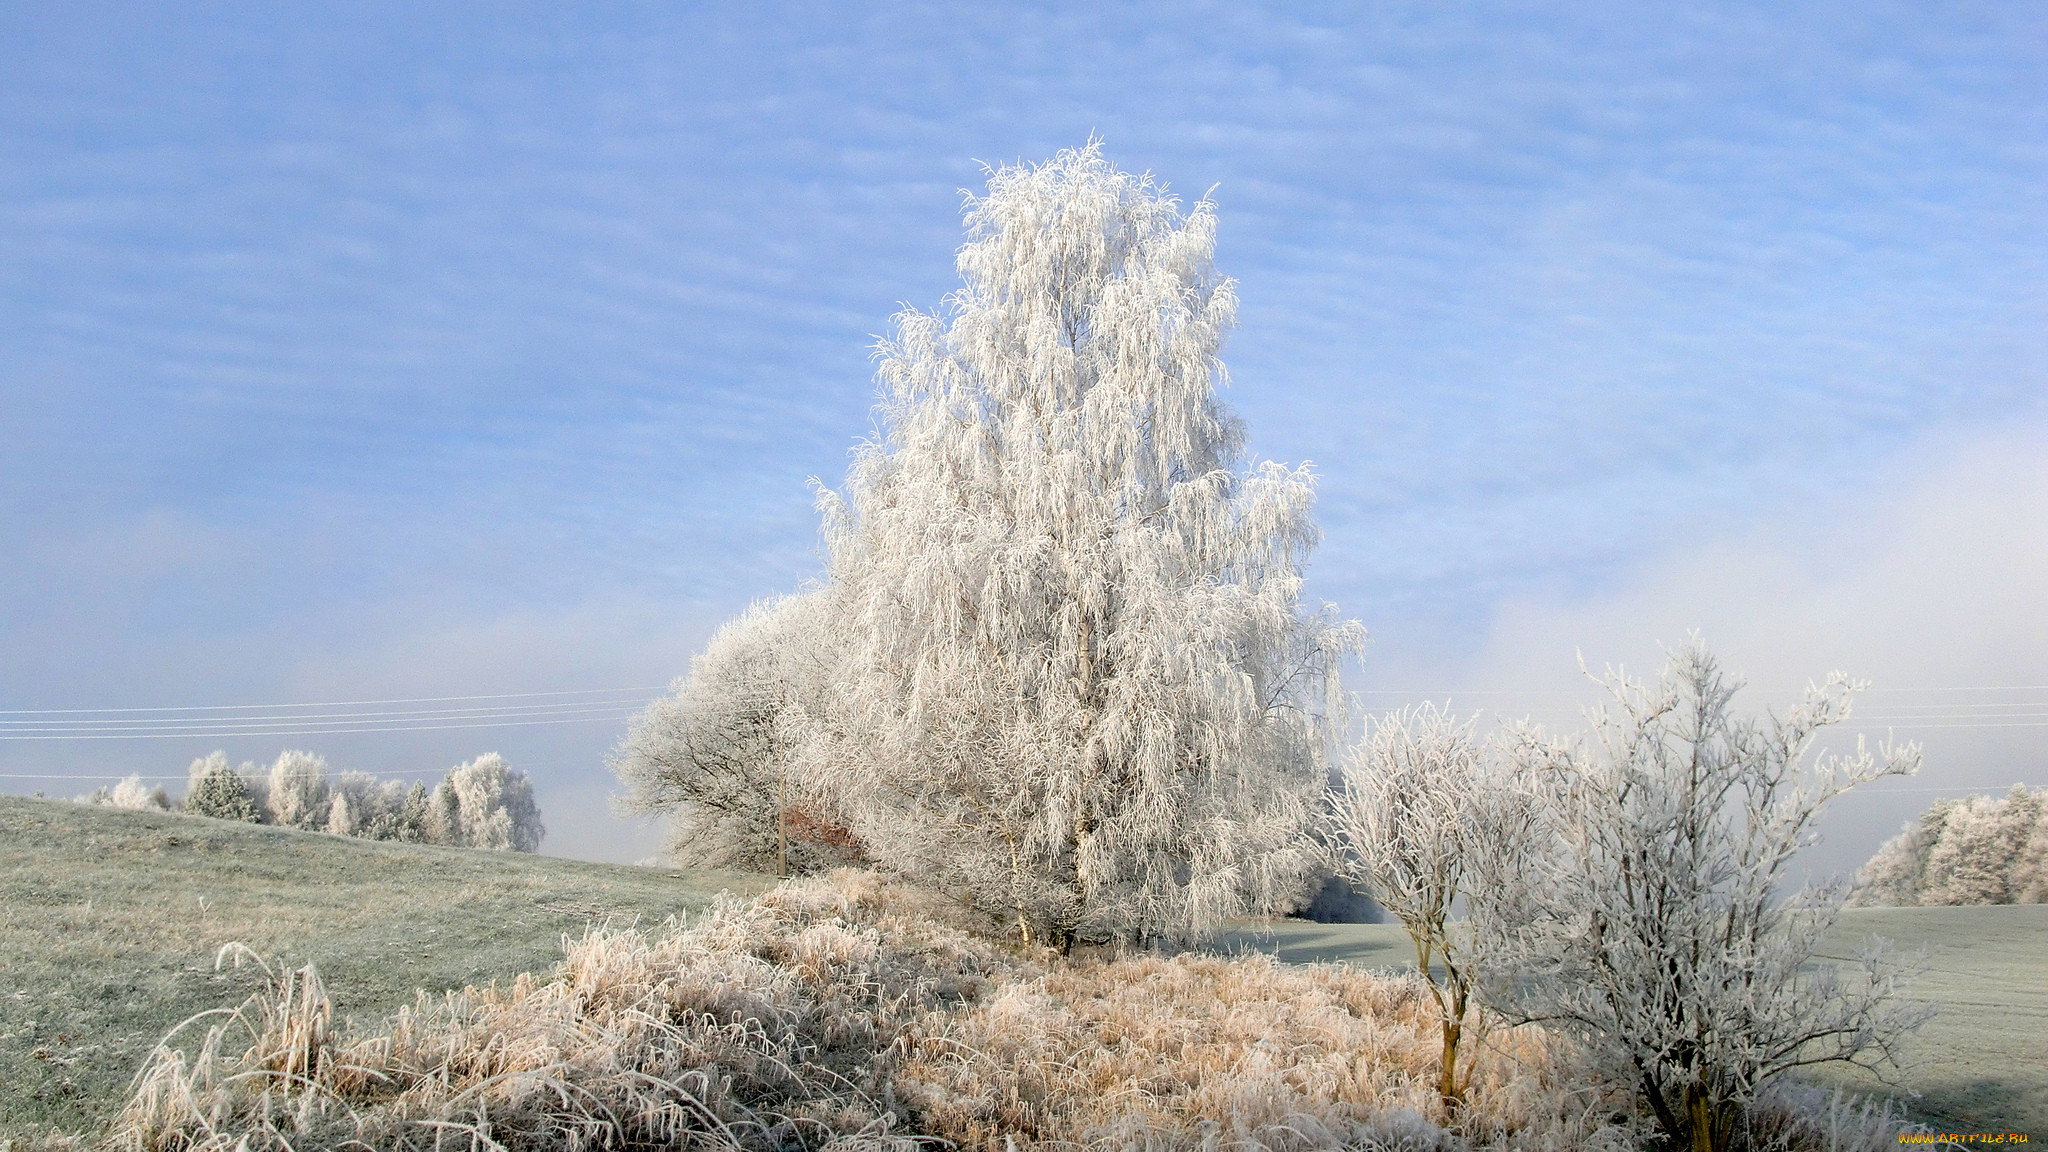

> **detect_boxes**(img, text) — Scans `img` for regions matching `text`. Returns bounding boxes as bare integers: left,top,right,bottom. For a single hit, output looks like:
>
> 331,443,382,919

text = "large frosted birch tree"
810,144,1361,948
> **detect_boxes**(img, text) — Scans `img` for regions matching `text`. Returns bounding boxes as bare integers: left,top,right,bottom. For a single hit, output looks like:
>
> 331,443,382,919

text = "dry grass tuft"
896,952,1636,1151
114,870,1920,1152
115,872,1008,1152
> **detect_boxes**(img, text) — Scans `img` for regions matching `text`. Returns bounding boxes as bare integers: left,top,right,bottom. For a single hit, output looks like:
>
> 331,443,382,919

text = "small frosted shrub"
184,752,260,822
111,774,172,810
77,775,170,810
264,750,330,829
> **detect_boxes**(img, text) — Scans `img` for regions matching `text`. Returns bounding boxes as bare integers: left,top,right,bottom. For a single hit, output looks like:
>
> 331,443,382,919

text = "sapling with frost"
810,143,1361,947
1481,639,1929,1152
1324,703,1525,1115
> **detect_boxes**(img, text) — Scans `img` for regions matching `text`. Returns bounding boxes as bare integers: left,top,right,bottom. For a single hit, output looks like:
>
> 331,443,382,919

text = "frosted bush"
613,591,860,874
114,773,171,809
1481,640,1929,1152
79,773,172,810
184,751,260,822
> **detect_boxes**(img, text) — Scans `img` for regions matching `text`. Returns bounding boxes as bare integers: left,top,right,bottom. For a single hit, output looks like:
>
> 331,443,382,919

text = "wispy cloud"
2,1,2042,859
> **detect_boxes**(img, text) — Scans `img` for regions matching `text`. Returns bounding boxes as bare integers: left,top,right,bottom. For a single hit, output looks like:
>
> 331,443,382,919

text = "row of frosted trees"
614,145,1928,1152
85,749,544,852
1853,783,2048,906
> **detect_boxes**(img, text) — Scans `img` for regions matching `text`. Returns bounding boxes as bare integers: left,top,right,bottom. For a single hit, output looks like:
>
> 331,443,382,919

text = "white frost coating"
1324,703,1525,1113
611,590,859,874
431,752,544,852
1481,639,1929,1152
1853,783,2048,906
265,749,330,829
808,143,1362,947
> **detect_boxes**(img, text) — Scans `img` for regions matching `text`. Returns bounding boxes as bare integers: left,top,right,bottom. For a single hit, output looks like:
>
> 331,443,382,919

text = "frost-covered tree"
810,143,1362,948
324,770,411,840
612,591,860,874
1323,703,1526,1115
431,753,544,852
1482,641,1929,1152
2023,796,2048,905
1920,785,2035,905
395,780,432,842
1854,784,2048,906
184,751,260,822
265,750,330,829
1848,798,1953,908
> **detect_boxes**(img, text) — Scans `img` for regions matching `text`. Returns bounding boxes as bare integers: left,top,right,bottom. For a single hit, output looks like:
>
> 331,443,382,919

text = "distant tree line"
1853,783,2048,906
78,749,545,852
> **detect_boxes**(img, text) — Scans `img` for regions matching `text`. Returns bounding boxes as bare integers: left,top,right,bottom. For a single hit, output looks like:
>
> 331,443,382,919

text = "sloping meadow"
118,871,1654,1152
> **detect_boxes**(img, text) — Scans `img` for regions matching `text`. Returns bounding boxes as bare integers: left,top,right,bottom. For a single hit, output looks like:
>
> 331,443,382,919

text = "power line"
0,700,652,733
0,712,644,740
0,685,669,716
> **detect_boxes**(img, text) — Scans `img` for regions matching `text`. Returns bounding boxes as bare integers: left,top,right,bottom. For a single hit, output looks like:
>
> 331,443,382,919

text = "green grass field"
1217,906,2048,1138
0,795,776,1140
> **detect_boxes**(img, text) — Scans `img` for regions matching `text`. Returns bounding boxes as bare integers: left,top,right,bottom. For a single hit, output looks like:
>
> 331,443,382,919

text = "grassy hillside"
0,795,776,1139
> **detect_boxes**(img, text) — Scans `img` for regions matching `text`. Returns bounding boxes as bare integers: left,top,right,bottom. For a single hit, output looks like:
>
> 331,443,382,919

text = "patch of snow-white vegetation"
621,142,1361,949
1852,783,2048,905
1474,639,1932,1152
78,748,543,852
120,870,1652,1152
74,773,172,810
612,591,860,874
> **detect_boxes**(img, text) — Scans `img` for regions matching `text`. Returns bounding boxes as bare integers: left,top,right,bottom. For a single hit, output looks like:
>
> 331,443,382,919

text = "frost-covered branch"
1478,638,1929,1152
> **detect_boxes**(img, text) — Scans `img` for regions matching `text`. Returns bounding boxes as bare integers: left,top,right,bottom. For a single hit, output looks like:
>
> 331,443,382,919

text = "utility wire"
0,685,669,715
0,700,650,732
0,713,645,740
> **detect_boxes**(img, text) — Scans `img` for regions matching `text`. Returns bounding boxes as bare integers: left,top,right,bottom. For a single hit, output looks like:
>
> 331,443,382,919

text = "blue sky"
4,1,2043,868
